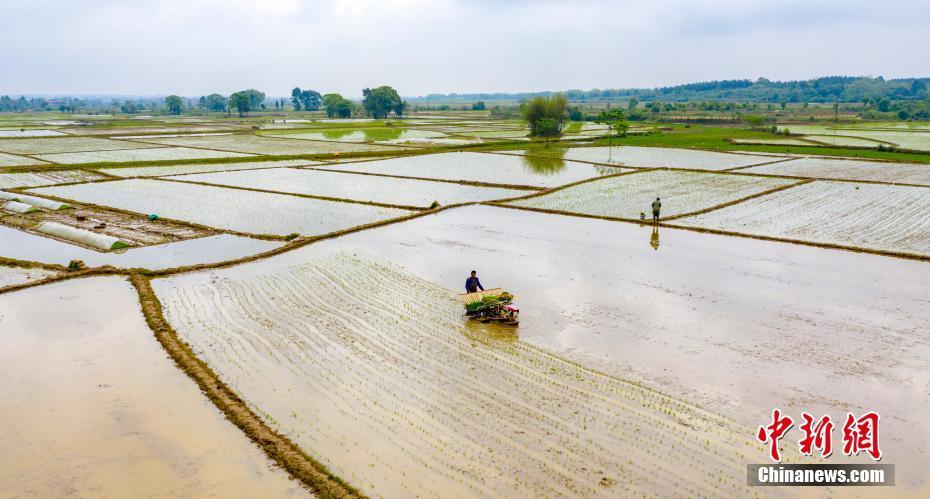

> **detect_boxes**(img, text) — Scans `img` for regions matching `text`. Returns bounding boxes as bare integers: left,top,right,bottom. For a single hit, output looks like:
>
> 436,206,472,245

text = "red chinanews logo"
756,409,881,463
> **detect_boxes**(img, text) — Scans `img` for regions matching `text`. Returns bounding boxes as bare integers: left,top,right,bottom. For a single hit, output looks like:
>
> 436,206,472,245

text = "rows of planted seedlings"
507,170,798,219
741,157,930,186
30,179,413,237
0,170,106,189
677,180,930,256
154,251,760,498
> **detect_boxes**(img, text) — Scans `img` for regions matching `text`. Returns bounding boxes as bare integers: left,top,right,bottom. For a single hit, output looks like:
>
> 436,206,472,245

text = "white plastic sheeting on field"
2,201,40,214
35,221,129,251
0,191,70,210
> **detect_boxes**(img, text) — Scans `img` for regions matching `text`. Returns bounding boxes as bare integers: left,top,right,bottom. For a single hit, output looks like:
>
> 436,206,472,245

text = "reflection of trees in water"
322,129,358,140
363,127,403,141
521,147,566,175
593,164,624,175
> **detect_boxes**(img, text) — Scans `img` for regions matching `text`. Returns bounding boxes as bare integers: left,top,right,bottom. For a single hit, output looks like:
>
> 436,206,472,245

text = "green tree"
291,87,322,111
228,89,264,117
362,86,405,119
334,99,355,118
472,101,486,111
323,93,355,118
291,87,302,111
521,94,568,137
594,108,628,148
204,93,227,112
165,95,183,115
627,97,638,110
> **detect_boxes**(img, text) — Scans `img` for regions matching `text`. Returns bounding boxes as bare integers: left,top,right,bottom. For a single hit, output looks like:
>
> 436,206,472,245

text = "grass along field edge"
129,274,366,499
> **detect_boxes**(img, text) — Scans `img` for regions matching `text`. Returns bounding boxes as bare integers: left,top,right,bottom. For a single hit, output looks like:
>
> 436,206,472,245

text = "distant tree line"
411,76,930,105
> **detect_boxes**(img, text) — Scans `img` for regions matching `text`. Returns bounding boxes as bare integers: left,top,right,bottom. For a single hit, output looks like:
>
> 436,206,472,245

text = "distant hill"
411,76,930,104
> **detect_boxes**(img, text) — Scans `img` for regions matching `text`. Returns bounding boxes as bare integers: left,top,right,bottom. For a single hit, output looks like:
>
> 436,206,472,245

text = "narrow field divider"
128,274,366,499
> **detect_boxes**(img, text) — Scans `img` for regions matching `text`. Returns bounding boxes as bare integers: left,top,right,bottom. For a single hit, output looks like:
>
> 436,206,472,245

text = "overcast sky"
2,0,928,98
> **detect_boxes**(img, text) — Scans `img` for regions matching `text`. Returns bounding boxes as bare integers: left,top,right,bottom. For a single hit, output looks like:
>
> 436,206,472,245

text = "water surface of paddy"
272,205,930,491
0,225,281,269
0,277,306,497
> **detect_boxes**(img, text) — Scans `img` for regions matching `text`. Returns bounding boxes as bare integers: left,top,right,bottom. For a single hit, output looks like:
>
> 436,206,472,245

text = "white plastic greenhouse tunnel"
35,221,130,251
14,193,70,210
2,200,40,214
0,191,70,210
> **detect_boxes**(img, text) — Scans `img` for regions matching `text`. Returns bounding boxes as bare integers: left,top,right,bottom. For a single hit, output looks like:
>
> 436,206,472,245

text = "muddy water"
0,277,307,497
0,265,55,288
0,225,281,269
278,205,930,494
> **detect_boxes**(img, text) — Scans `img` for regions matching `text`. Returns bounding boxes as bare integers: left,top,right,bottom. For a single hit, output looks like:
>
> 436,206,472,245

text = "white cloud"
0,0,927,96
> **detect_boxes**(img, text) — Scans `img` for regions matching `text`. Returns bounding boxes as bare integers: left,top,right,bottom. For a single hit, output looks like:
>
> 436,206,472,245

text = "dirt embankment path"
128,273,365,499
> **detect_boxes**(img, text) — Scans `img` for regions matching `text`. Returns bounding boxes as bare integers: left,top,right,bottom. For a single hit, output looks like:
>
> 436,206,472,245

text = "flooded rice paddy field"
0,129,67,137
506,169,800,219
153,252,758,497
34,146,253,164
778,125,930,151
740,156,930,186
314,151,624,188
0,136,164,155
265,127,448,143
0,277,306,497
0,169,106,188
166,168,530,208
519,145,783,170
0,224,281,269
99,158,324,177
1,124,929,497
264,205,930,494
126,133,405,155
31,179,413,237
0,151,49,168
0,264,55,288
676,180,930,256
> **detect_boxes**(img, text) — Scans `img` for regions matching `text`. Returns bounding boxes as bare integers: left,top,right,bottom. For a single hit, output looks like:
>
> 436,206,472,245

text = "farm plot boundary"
490,177,930,262
129,274,364,499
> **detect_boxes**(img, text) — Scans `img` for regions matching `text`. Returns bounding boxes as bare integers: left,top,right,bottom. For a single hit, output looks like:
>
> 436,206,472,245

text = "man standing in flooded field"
465,270,484,293
652,197,662,223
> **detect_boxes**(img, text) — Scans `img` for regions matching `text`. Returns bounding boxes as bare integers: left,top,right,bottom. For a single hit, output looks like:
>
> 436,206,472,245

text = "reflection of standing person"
465,270,484,293
651,197,662,223
650,225,660,251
